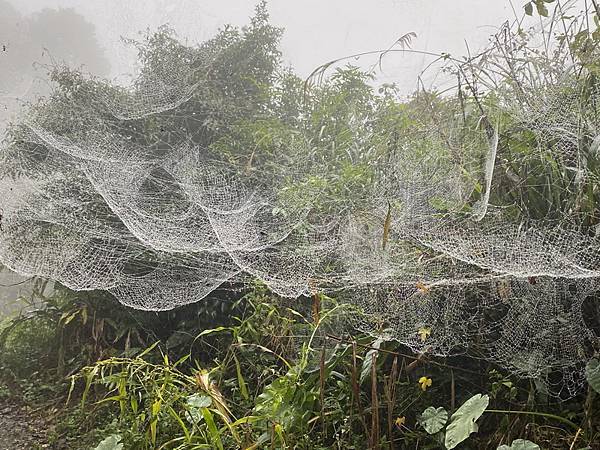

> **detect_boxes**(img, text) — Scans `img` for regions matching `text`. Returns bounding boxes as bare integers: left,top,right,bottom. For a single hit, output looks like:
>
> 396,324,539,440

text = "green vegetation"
1,284,598,449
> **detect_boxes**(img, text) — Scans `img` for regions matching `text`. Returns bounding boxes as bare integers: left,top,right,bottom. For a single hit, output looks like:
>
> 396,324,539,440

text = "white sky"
7,0,547,93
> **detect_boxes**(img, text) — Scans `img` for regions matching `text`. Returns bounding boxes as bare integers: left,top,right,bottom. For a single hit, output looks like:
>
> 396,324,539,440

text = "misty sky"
4,0,563,94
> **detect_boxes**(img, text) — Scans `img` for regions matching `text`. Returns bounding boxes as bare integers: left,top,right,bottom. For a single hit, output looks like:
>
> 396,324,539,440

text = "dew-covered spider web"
1,19,599,397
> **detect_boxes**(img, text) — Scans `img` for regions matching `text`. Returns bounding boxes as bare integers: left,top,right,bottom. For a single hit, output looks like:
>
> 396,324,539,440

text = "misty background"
1,1,555,98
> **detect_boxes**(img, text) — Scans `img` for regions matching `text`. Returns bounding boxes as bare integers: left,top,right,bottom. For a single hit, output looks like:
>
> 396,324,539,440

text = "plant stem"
484,409,580,431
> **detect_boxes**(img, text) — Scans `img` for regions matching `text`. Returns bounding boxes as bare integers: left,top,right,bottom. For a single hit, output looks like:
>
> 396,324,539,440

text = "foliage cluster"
1,285,598,449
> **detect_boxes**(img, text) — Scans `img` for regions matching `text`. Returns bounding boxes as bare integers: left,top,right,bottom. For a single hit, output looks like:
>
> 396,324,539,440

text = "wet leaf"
586,358,600,394
93,435,123,450
497,439,540,450
418,406,448,434
444,394,489,449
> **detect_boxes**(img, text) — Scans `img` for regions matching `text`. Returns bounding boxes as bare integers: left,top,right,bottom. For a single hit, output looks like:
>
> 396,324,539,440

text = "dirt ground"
0,399,48,449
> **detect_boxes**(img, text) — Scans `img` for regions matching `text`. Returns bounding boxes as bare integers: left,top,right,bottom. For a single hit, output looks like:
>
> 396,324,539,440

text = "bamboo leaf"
137,341,160,359
167,405,191,443
233,354,249,400
150,398,162,445
201,407,224,450
81,365,99,408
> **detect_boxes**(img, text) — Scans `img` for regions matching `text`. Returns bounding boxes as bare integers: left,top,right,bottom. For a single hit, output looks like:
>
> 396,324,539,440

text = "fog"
0,0,558,140
3,1,547,90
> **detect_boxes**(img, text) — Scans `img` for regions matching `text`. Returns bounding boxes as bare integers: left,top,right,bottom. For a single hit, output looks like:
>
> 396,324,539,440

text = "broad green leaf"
186,393,213,424
187,393,213,408
585,358,600,394
497,439,540,450
419,406,448,434
524,2,533,16
444,394,489,449
93,434,123,450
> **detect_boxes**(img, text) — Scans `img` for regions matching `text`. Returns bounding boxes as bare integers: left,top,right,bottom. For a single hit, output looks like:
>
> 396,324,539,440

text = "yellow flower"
418,376,432,391
395,416,406,428
418,326,431,342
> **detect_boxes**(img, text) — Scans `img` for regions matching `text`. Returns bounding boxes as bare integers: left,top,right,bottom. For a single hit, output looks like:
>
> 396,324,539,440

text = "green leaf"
195,326,232,338
150,398,161,445
136,341,160,359
535,0,548,16
93,435,123,450
81,365,99,409
497,439,540,450
233,354,249,400
202,407,224,450
585,358,600,395
419,406,448,434
444,394,489,449
360,337,383,383
186,393,213,424
167,405,191,443
188,393,212,408
524,2,533,16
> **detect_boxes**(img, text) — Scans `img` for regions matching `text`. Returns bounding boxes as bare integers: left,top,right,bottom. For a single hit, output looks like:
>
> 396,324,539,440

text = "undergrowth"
0,284,598,449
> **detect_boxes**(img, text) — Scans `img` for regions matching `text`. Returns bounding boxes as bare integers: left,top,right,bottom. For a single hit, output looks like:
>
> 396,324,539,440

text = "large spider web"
1,20,599,397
